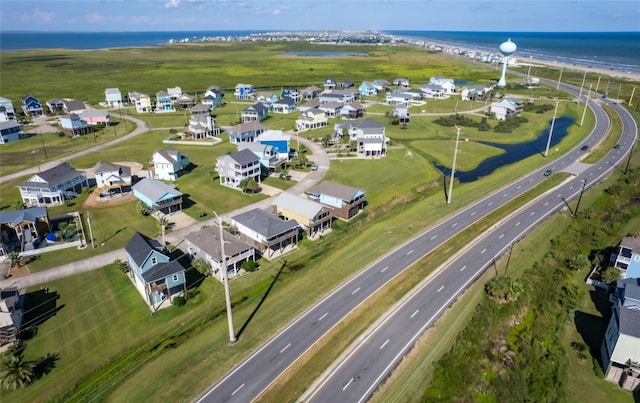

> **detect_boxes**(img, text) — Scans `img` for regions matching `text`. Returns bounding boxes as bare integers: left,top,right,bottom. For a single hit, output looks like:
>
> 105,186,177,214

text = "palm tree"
0,353,36,390
7,251,21,269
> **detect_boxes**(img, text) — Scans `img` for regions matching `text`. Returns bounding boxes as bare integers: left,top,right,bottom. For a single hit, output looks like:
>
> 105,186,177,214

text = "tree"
7,251,21,269
136,200,148,216
567,254,590,271
0,353,36,390
601,267,621,284
112,259,128,274
275,164,289,180
208,167,218,182
239,178,260,194
192,258,212,276
241,260,258,272
157,216,170,232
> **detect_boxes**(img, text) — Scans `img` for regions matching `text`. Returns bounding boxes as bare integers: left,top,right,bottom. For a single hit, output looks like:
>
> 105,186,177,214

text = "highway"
197,80,637,403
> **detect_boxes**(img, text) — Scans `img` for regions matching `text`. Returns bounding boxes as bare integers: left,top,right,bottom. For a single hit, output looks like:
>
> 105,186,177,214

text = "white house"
17,163,88,206
335,118,387,158
94,161,132,193
152,147,190,181
105,88,123,107
430,76,455,94
490,97,524,120
167,86,182,100
215,149,261,190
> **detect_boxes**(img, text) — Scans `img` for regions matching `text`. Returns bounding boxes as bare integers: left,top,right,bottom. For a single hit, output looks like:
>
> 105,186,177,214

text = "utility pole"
625,141,635,174
574,179,587,217
76,212,86,247
580,84,593,127
215,211,236,343
39,130,48,159
617,82,623,102
556,66,563,91
446,126,461,205
31,149,41,172
545,100,559,157
595,76,601,92
577,70,587,102
629,87,636,107
87,211,95,248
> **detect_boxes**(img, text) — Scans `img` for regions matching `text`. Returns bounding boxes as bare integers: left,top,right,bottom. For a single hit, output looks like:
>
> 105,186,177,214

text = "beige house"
273,192,332,237
296,108,328,131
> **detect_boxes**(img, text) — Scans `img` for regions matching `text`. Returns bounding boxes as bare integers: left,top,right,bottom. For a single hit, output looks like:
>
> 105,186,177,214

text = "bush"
241,260,258,272
172,296,186,307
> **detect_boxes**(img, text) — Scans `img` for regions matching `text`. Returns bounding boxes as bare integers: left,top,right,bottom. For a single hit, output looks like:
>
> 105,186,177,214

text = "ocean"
1,30,639,73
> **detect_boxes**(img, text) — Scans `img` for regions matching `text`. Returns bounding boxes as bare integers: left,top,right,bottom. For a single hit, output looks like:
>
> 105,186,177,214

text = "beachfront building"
17,163,88,207
215,149,261,191
227,121,268,144
490,97,524,120
0,120,23,144
105,88,123,107
151,147,190,181
155,91,174,113
128,91,152,113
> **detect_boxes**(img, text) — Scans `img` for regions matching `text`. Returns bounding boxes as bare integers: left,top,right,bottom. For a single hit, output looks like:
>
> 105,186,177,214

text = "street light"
574,179,587,218
31,149,41,172
544,101,559,157
213,211,236,343
446,126,461,205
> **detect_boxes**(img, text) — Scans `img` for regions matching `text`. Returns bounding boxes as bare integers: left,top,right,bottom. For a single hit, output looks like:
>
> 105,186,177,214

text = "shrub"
241,260,258,272
172,296,186,307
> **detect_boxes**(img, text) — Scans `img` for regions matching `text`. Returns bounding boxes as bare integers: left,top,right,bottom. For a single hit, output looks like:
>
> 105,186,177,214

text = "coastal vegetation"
0,40,638,402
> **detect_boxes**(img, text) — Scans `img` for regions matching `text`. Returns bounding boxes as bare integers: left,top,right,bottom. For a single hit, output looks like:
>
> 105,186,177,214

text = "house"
335,118,387,157
227,121,268,144
235,83,255,100
490,97,524,120
258,130,290,159
203,86,223,108
216,148,261,190
125,232,186,311
79,109,110,125
318,101,343,118
155,91,174,113
323,78,337,90
185,225,256,280
273,192,332,237
238,143,279,174
188,103,218,138
0,207,50,255
333,89,359,103
430,76,455,94
420,84,445,99
62,99,86,114
385,93,413,107
0,288,23,347
128,91,151,113
600,277,640,391
393,78,410,87
461,84,494,101
167,86,182,100
281,87,301,102
152,147,190,181
319,92,345,105
401,88,426,101
306,181,366,221
45,98,65,114
296,108,328,131
393,106,410,124
58,114,92,136
373,80,390,93
340,102,365,119
338,80,355,89
0,97,16,120
298,99,321,113
614,237,640,279
132,178,183,214
257,92,278,108
0,107,11,122
359,81,377,97
230,208,299,258
94,161,132,194
105,88,123,107
242,103,268,122
301,85,322,100
22,95,43,116
176,94,196,109
0,120,23,144
272,97,296,114
17,163,88,206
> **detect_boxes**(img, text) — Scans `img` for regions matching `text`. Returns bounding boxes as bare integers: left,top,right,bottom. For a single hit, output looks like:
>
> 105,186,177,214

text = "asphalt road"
197,78,636,402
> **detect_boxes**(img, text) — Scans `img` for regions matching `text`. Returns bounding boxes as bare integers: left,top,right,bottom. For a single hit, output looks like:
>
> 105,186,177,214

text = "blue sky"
1,0,638,32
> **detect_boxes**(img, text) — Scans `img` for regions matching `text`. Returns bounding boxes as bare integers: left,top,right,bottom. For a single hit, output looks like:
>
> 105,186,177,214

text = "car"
613,144,620,149
543,169,552,177
581,145,589,151
311,164,318,171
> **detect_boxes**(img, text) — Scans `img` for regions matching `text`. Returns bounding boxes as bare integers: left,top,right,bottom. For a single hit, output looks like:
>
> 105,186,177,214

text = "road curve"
196,80,636,403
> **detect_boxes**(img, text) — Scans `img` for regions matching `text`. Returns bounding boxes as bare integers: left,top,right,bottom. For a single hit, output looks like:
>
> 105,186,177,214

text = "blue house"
241,103,268,122
132,178,183,214
358,81,377,96
125,232,186,311
259,130,290,159
0,120,23,144
234,83,255,100
281,87,301,102
227,121,268,144
21,95,43,116
155,90,174,112
272,97,296,114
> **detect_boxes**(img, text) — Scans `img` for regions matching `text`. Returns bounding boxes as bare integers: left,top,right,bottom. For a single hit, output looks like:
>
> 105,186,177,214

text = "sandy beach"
511,57,640,82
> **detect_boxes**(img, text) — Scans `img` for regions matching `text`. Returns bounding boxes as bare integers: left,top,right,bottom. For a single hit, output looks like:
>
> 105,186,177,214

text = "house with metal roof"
105,88,123,107
306,181,366,220
155,90,174,112
17,163,88,207
151,146,190,181
242,103,268,122
0,120,23,144
184,225,255,281
490,97,524,120
132,178,183,214
0,97,16,120
600,277,640,391
94,161,132,194
272,97,296,114
230,208,299,258
125,232,186,311
296,108,328,131
273,192,332,238
227,121,268,144
0,206,50,255
215,149,261,191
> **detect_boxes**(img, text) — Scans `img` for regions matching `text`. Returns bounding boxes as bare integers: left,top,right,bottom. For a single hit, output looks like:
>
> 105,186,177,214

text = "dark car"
613,144,620,149
581,145,589,151
543,169,552,177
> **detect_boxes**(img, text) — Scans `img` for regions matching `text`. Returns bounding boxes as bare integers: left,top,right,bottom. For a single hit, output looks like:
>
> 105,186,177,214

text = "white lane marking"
488,202,493,206
481,248,486,254
529,178,533,182
343,378,354,391
503,193,508,198
530,211,535,216
452,222,458,227
407,249,414,255
380,339,389,350
460,265,467,272
515,221,521,226
544,202,549,206
557,193,562,197
437,285,445,293
319,313,328,321
569,186,574,190
517,185,522,189
280,343,291,354
352,287,360,295
381,266,388,273
411,309,419,318
430,235,437,240
232,383,245,396
499,234,504,239
470,211,477,216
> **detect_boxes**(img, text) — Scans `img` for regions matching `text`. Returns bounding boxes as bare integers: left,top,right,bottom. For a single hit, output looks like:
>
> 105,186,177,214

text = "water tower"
497,38,517,87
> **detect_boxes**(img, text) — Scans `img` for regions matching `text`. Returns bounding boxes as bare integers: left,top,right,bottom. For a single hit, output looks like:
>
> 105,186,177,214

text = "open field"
1,41,637,402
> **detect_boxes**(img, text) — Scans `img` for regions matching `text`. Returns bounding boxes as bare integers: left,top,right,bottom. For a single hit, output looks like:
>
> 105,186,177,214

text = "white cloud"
165,0,181,9
23,7,56,23
87,12,105,23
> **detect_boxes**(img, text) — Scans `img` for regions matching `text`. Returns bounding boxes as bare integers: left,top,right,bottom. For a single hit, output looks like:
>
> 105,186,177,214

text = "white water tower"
497,38,517,87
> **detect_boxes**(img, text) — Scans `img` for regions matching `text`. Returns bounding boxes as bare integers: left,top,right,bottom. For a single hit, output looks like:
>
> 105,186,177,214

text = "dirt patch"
82,188,136,209
7,264,30,278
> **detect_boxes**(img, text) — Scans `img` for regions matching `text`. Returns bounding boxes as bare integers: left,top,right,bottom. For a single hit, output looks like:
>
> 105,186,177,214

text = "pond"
282,51,368,57
437,116,575,183
454,80,473,86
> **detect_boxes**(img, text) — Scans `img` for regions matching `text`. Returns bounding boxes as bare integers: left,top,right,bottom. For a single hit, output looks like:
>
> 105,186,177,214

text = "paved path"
0,136,329,290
